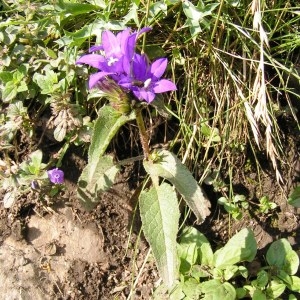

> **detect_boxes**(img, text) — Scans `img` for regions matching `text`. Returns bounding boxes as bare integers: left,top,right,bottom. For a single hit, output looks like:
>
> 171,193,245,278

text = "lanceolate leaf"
88,105,136,169
139,182,180,288
77,155,120,210
144,149,211,223
77,106,135,210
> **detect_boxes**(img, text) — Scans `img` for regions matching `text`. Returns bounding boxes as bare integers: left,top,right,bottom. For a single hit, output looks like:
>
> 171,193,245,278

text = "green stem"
135,108,150,160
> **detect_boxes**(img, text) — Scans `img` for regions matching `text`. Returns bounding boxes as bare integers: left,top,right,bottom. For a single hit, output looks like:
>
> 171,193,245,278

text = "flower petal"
153,79,177,93
150,58,168,79
101,30,119,54
76,54,105,69
89,45,103,52
132,54,148,80
89,72,113,89
133,89,155,103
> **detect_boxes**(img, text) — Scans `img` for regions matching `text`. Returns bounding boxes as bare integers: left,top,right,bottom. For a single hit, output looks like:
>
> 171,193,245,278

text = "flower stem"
135,108,150,160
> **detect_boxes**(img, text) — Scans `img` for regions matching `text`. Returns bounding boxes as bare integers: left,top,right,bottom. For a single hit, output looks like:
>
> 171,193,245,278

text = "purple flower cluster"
76,28,176,104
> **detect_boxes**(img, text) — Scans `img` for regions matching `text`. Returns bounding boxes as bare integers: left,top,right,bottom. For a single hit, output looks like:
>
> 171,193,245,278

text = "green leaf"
33,70,58,94
200,279,236,300
213,228,257,269
77,106,135,210
144,149,211,223
224,265,239,281
2,81,17,102
56,0,99,15
29,150,43,174
77,155,120,210
88,105,136,167
286,276,300,293
266,239,299,274
253,270,269,288
0,71,13,83
288,186,300,207
252,289,267,300
266,280,286,299
178,243,198,273
179,226,214,266
182,278,202,299
139,182,180,288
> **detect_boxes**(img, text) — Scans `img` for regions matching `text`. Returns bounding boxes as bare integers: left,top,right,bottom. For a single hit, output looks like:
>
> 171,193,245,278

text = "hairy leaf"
77,155,120,210
88,105,135,167
139,182,180,287
144,149,210,223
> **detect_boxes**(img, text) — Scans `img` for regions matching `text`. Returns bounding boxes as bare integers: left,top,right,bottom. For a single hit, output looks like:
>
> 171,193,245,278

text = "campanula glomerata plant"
75,27,211,288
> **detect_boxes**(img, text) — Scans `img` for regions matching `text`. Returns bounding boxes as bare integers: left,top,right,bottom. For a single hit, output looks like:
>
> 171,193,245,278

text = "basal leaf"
139,182,180,287
77,155,120,210
213,228,257,269
144,149,211,223
266,239,299,275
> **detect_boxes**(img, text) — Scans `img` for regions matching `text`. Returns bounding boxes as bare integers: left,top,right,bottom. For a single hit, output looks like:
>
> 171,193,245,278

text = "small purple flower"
119,54,177,103
47,168,64,184
76,27,151,89
31,180,40,190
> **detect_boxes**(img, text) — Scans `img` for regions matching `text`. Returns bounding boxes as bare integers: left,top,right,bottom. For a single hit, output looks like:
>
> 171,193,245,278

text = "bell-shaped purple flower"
76,27,151,89
119,54,177,103
47,168,64,184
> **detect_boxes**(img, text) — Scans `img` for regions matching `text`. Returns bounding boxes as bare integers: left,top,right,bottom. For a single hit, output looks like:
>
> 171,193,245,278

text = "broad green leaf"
288,186,300,207
266,239,299,274
252,270,269,288
144,149,211,223
213,228,257,268
266,280,286,299
286,276,300,293
88,105,136,169
139,182,180,287
77,155,120,210
200,279,236,300
182,278,202,299
252,289,267,300
179,226,214,266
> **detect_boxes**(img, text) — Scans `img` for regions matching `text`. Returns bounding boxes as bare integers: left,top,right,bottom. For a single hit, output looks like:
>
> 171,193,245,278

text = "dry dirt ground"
0,119,300,299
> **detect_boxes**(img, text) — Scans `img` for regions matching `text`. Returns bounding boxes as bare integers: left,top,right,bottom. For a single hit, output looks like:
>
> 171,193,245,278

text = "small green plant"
0,150,64,208
218,194,249,220
258,196,277,214
153,226,300,299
